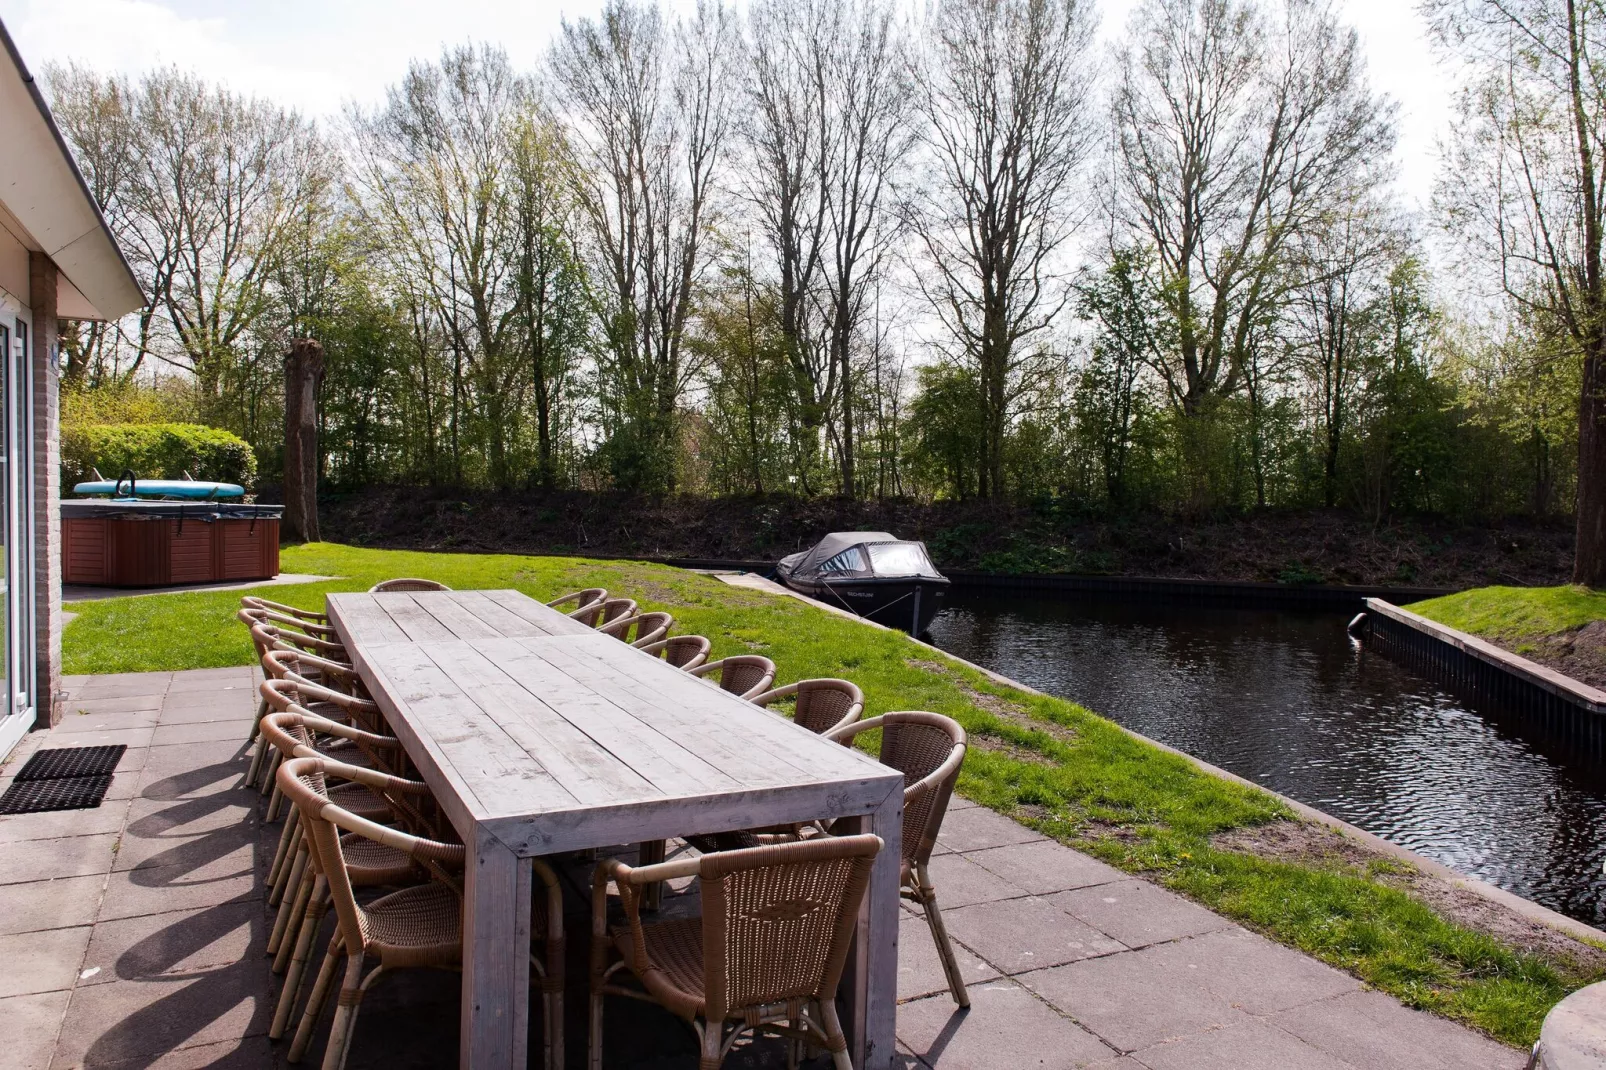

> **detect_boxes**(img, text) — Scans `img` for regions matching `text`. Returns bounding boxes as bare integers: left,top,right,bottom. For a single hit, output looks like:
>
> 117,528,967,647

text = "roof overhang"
0,19,143,321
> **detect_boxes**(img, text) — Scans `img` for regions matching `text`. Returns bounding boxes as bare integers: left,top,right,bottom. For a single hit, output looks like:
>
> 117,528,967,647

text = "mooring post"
283,338,325,543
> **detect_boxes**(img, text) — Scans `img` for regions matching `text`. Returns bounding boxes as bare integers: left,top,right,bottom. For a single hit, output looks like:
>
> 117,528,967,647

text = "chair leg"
245,695,268,785
551,987,564,1070
273,876,328,1037
916,868,970,1008
270,837,306,909
588,985,605,1070
289,942,342,1063
639,839,665,911
273,869,316,972
319,955,370,1070
267,808,300,888
698,1019,722,1070
269,861,312,959
260,749,282,797
816,999,854,1070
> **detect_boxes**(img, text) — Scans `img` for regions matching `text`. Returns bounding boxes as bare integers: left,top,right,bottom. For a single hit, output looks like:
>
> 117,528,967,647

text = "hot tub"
62,500,281,587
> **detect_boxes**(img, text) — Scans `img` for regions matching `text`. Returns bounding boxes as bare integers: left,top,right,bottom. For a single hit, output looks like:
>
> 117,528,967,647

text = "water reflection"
925,591,1606,925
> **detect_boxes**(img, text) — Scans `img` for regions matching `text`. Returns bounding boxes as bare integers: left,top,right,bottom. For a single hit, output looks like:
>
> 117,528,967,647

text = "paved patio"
0,668,1526,1069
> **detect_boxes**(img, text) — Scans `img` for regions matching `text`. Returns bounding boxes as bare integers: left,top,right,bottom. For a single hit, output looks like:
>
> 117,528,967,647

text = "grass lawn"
1410,584,1606,651
65,543,1604,1046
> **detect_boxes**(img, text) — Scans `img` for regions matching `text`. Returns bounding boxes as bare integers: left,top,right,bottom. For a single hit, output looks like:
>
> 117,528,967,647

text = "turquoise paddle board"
73,479,245,500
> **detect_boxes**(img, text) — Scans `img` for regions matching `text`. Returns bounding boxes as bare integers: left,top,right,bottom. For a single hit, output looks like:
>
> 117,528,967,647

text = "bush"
62,423,257,493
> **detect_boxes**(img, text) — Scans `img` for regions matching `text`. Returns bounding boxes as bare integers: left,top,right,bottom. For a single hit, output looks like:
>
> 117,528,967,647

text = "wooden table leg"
849,785,903,1069
463,826,532,1069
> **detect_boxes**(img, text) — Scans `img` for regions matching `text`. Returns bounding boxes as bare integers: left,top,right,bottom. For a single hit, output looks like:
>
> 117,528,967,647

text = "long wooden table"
326,590,904,1069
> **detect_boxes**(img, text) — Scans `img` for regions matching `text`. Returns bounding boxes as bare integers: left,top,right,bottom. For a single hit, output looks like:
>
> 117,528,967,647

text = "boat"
775,532,949,635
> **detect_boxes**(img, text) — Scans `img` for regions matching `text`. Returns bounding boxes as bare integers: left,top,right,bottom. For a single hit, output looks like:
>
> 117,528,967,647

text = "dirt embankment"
317,485,1574,591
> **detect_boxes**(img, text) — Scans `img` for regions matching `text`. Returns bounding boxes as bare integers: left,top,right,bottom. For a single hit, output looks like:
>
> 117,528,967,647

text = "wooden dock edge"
707,570,1606,947
1363,597,1606,715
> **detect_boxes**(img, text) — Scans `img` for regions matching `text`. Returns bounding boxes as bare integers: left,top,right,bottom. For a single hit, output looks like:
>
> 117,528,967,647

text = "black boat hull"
782,576,947,634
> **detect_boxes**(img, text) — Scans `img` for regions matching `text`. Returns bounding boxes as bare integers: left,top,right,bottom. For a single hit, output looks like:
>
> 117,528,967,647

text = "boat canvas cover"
777,532,944,581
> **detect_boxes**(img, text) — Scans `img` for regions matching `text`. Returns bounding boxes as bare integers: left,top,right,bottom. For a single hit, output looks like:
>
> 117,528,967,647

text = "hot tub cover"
61,500,282,521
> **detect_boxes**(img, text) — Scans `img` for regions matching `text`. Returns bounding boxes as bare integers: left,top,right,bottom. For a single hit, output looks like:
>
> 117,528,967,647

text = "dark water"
925,590,1606,925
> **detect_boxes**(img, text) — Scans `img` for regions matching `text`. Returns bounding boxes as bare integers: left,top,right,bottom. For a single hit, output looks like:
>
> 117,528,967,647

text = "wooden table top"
326,590,901,856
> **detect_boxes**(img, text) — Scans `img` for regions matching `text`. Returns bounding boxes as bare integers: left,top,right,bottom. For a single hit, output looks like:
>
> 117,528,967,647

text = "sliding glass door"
0,318,35,761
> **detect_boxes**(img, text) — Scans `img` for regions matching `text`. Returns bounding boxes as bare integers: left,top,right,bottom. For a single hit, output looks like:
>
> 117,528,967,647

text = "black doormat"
14,745,127,781
0,774,115,814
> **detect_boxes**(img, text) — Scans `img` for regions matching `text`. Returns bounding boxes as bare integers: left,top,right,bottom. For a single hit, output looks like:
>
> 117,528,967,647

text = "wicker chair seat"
358,882,463,969
327,781,393,823
611,916,705,1020
341,834,418,886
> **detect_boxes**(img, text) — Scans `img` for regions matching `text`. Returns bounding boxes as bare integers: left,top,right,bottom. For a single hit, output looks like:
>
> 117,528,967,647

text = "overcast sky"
3,0,1460,211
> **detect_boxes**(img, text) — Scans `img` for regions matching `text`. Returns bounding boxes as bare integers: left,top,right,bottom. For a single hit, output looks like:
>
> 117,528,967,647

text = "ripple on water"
925,593,1606,925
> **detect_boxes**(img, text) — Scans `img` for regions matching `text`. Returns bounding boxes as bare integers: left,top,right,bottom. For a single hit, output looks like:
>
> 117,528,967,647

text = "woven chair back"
547,587,607,609
600,611,674,646
277,758,371,953
597,598,638,626
878,713,966,869
710,656,776,699
369,578,451,593
791,680,863,736
660,635,711,669
697,834,881,1021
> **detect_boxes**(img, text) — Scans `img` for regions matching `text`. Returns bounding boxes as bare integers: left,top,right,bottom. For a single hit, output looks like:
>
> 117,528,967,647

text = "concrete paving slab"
0,834,119,886
941,895,1125,974
79,899,262,986
57,698,162,720
160,687,254,713
154,701,256,726
0,799,131,845
965,840,1126,895
124,794,256,839
1271,989,1526,1070
1146,927,1360,1014
924,852,1033,909
134,740,249,782
71,674,173,699
164,667,258,691
1017,945,1249,1051
935,807,1048,853
95,856,259,922
899,911,1000,1002
77,1035,277,1070
26,726,156,751
133,753,252,800
0,925,92,997
0,989,71,1069
896,980,1116,1069
1132,1017,1354,1070
150,720,253,748
1046,880,1233,949
49,971,269,1068
0,874,108,935
110,821,255,875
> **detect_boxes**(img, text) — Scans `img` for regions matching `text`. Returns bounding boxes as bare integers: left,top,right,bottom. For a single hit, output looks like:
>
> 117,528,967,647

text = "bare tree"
551,0,735,491
820,0,913,496
912,0,1099,499
743,0,835,490
1113,0,1394,421
1428,0,1606,581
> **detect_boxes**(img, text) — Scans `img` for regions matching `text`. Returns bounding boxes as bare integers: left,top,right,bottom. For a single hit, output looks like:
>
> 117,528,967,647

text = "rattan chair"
258,709,425,1040
547,587,607,611
749,679,864,738
638,634,712,670
368,578,451,593
826,711,969,1006
277,756,566,1070
574,597,638,629
590,834,882,1070
246,624,361,789
597,611,674,648
687,656,776,701
242,596,329,625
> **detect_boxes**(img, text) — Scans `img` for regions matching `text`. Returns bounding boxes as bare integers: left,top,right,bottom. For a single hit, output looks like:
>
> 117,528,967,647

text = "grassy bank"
1410,584,1606,651
65,544,1604,1046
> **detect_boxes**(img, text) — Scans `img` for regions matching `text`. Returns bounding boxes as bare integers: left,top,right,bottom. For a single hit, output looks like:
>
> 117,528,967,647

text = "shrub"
62,423,257,493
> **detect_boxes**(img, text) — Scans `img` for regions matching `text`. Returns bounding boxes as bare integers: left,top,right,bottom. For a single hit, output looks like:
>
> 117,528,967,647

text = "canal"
924,588,1606,925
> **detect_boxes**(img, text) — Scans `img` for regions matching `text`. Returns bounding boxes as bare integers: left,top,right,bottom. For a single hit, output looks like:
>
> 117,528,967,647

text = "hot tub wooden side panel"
62,515,281,587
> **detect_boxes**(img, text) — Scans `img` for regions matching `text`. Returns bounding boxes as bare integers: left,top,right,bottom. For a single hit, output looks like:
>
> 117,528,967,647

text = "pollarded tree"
911,0,1100,501
1427,0,1606,582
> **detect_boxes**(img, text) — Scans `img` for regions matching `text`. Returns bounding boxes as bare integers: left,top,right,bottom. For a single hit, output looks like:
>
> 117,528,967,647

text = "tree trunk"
283,338,325,544
1574,340,1606,584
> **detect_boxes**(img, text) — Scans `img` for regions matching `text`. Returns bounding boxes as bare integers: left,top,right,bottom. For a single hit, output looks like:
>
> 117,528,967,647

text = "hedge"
62,423,257,493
